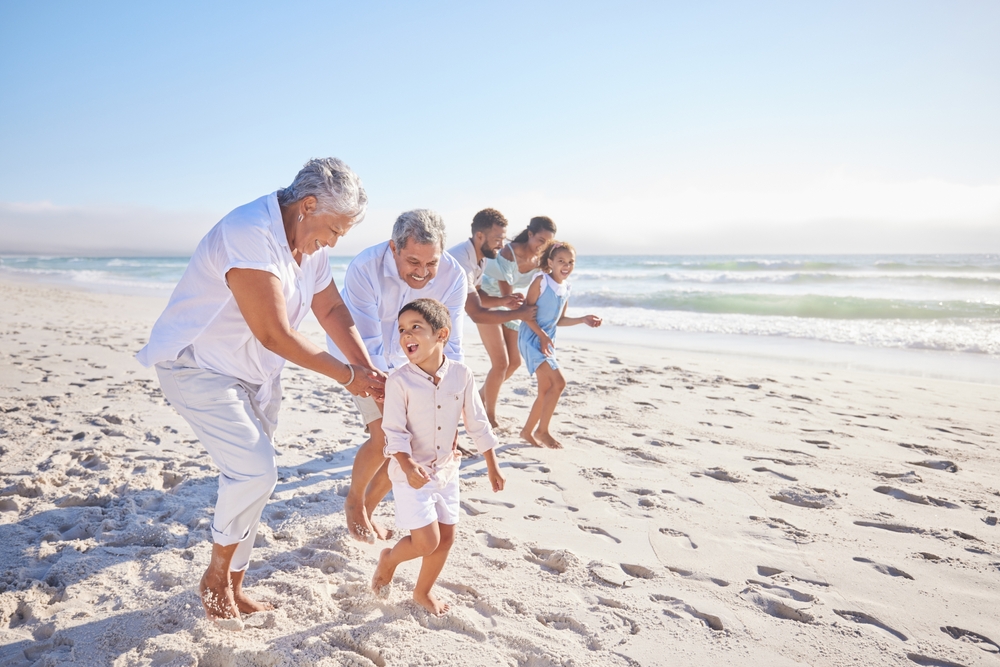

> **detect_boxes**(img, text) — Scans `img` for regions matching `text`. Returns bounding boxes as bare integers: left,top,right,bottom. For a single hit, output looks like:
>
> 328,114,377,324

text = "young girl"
517,242,601,448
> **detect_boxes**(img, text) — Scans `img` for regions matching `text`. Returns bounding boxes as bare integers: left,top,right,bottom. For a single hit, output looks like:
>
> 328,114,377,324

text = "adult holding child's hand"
137,158,384,630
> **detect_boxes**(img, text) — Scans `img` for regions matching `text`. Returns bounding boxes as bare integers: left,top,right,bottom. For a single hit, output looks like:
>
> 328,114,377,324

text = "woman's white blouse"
137,192,332,396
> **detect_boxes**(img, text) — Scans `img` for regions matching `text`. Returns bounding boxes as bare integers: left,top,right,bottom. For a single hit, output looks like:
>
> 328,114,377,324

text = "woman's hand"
501,293,525,309
583,315,602,328
342,364,386,399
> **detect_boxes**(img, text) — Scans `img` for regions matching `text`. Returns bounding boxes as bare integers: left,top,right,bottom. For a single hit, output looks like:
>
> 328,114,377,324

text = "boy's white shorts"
392,474,460,530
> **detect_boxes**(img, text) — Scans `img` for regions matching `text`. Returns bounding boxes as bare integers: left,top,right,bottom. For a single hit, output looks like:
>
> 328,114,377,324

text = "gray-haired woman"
137,158,385,629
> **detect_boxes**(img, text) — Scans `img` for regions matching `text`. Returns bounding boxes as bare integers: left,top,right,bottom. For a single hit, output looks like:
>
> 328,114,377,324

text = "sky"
1,1,998,256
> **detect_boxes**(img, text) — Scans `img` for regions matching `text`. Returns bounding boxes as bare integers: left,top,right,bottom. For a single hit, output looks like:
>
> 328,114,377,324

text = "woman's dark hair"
540,241,575,273
511,216,557,244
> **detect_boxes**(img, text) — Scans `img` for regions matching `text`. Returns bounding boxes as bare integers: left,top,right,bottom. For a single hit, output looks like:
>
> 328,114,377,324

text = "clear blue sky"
1,1,998,255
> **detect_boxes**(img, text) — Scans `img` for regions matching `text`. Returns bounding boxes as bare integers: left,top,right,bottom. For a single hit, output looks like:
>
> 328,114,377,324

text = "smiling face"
526,229,555,256
547,247,576,283
298,211,354,255
398,309,449,373
390,240,441,289
476,223,507,260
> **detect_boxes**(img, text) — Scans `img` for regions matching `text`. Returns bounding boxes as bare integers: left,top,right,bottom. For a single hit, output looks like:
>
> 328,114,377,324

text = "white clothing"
447,238,484,294
391,474,460,530
137,192,333,409
328,241,467,374
155,347,279,571
382,359,497,488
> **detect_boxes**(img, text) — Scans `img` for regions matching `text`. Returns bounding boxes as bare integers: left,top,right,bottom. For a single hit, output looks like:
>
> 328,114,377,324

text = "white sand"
1,279,998,666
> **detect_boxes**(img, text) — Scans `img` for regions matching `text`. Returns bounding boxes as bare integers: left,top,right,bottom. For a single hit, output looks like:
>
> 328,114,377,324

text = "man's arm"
338,260,389,372
464,289,536,325
443,276,468,363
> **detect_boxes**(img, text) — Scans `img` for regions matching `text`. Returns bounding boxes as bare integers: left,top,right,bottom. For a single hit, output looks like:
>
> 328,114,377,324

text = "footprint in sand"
694,468,743,483
658,528,698,549
874,486,960,509
908,460,959,473
578,524,621,544
468,497,515,509
536,497,579,512
753,467,799,481
941,626,1000,654
744,580,814,602
770,487,835,509
651,593,725,631
476,530,515,550
741,589,814,623
906,653,969,667
854,520,925,534
853,557,914,580
527,547,577,574
834,609,908,641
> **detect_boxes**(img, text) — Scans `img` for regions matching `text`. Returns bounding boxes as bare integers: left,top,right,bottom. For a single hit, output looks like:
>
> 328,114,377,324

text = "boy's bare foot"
371,548,396,598
534,431,563,449
519,427,542,447
345,497,376,544
413,590,450,616
199,570,242,630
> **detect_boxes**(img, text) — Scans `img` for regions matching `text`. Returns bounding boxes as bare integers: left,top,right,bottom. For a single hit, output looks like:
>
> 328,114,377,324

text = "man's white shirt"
328,241,468,373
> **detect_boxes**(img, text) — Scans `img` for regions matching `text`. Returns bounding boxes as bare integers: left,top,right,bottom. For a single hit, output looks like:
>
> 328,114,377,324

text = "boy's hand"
397,455,431,489
583,315,602,328
488,468,506,493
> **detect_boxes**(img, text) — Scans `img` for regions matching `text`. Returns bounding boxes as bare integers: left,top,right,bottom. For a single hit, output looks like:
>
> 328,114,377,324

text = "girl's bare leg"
412,523,455,616
371,522,440,597
533,365,567,449
520,368,553,447
501,326,521,381
477,322,509,428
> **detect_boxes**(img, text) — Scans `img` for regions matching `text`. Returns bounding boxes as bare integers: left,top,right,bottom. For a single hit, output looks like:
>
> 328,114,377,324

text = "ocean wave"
571,269,1000,287
575,307,1000,356
570,290,1000,320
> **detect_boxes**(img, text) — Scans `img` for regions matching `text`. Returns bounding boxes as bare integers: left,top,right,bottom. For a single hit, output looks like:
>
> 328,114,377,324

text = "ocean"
3,254,998,380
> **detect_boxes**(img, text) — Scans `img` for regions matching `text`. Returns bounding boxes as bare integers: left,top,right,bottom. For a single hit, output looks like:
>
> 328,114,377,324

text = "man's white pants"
155,347,280,572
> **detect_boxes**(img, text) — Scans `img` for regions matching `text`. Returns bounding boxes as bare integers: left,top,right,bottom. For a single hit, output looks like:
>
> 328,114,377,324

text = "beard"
480,242,499,259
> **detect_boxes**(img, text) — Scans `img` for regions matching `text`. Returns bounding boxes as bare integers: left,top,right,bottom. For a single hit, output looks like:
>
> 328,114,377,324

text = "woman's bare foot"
200,570,241,628
534,431,563,449
345,496,376,544
371,548,395,598
519,427,541,447
413,590,450,616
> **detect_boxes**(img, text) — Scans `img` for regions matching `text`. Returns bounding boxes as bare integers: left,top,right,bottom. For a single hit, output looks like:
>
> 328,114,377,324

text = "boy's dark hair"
471,208,508,234
540,241,575,273
398,298,451,332
511,215,557,244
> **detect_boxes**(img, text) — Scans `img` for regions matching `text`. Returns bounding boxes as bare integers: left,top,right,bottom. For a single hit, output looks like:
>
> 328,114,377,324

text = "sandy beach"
1,278,998,667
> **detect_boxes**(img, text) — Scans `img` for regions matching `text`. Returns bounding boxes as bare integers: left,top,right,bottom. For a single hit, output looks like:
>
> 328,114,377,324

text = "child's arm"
392,452,431,489
482,448,506,493
381,375,431,489
557,298,602,328
522,275,554,355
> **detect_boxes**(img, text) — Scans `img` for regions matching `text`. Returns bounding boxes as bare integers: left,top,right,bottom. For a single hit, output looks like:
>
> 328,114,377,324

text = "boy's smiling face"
398,310,450,373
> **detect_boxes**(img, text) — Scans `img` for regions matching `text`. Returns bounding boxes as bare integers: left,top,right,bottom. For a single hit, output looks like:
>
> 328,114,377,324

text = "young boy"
371,298,506,615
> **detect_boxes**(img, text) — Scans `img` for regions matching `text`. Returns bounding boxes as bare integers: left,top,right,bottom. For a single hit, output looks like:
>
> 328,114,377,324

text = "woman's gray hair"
391,209,446,250
277,158,368,223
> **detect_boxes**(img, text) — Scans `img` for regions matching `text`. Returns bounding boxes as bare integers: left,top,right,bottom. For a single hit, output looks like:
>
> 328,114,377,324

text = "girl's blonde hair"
539,241,575,273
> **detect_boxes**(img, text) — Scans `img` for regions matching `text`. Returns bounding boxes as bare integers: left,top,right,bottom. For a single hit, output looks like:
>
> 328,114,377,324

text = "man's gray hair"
391,209,447,251
277,157,368,223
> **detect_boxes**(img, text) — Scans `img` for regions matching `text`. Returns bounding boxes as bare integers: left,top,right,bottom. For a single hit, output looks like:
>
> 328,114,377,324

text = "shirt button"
437,405,441,409
437,426,441,430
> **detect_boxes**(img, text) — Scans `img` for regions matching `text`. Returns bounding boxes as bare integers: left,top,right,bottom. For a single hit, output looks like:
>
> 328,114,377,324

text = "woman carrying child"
518,242,602,448
478,216,557,428
372,298,505,615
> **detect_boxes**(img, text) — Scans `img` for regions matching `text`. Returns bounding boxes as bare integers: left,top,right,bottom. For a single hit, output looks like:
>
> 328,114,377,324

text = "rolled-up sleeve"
381,374,412,457
462,368,498,454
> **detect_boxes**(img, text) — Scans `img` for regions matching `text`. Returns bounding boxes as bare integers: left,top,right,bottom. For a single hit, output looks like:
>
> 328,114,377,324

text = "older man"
328,209,468,542
446,207,533,326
